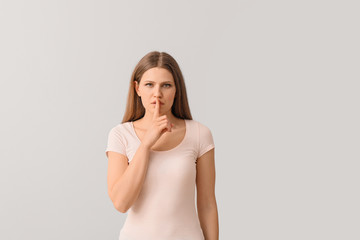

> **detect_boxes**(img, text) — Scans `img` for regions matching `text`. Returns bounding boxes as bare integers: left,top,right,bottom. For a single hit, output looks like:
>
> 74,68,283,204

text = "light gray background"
0,0,359,239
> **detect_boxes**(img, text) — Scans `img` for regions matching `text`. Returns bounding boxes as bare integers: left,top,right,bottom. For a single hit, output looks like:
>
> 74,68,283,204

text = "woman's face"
135,67,176,115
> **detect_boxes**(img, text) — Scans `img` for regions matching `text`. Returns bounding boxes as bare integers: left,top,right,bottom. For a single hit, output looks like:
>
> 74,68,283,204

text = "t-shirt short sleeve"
197,122,215,159
105,126,127,158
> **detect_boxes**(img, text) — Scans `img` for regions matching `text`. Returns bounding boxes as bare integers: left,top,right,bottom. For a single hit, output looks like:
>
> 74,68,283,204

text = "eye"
144,83,172,87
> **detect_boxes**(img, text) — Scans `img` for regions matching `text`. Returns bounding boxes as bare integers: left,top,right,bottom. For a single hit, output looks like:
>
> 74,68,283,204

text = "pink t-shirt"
105,119,215,240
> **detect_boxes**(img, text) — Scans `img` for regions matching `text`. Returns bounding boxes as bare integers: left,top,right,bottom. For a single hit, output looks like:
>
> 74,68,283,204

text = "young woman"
105,51,219,240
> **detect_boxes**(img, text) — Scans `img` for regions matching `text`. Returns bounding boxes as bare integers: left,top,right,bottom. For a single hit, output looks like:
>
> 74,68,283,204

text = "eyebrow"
144,80,173,83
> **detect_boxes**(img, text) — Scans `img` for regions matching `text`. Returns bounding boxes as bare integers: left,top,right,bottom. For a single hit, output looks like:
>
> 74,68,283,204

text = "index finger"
153,97,160,120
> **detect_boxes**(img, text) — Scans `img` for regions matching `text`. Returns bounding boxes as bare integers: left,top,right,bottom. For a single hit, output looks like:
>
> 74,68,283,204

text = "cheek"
169,89,176,98
140,91,151,101
165,93,175,102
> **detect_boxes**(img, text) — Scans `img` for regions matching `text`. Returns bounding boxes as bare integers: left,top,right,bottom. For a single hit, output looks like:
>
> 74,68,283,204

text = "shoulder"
187,119,214,142
190,119,215,158
108,122,132,137
189,119,213,132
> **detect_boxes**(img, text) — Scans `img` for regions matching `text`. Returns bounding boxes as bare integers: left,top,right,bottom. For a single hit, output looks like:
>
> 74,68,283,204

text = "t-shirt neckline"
129,119,188,153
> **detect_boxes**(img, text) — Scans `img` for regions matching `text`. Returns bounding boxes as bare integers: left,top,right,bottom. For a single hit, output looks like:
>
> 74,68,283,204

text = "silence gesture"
141,98,174,149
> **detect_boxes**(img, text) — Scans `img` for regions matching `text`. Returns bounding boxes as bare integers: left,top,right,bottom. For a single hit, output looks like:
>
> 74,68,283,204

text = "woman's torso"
107,119,214,240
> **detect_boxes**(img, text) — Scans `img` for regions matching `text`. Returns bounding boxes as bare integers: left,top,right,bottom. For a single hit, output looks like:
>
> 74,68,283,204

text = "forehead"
141,67,174,83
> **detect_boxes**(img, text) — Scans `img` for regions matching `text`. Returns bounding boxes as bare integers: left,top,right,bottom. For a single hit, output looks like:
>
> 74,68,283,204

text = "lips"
151,101,164,104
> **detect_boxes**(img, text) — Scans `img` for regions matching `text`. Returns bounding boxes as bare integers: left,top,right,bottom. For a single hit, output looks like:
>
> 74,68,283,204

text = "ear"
134,81,140,96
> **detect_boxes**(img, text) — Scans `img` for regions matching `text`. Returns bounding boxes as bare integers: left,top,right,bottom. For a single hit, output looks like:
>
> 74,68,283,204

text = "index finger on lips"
153,98,160,120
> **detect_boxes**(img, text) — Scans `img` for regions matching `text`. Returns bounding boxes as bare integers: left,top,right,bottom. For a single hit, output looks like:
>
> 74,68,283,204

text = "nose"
153,85,163,98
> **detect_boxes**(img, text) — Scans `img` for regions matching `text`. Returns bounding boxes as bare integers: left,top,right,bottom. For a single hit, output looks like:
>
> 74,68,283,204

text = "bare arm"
196,148,219,240
109,143,151,213
108,97,173,213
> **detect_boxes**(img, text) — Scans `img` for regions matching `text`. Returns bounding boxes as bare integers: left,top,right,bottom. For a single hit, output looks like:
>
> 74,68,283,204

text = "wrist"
140,142,151,151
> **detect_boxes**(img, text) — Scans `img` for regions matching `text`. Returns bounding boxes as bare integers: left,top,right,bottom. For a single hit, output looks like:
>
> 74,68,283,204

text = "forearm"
111,143,151,212
198,204,219,240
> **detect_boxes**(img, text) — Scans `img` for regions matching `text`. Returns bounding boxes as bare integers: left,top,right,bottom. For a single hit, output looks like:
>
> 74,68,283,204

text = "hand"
141,98,174,148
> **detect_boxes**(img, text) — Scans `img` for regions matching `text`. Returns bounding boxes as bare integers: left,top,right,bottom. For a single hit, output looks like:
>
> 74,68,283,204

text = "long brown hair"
121,51,193,123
